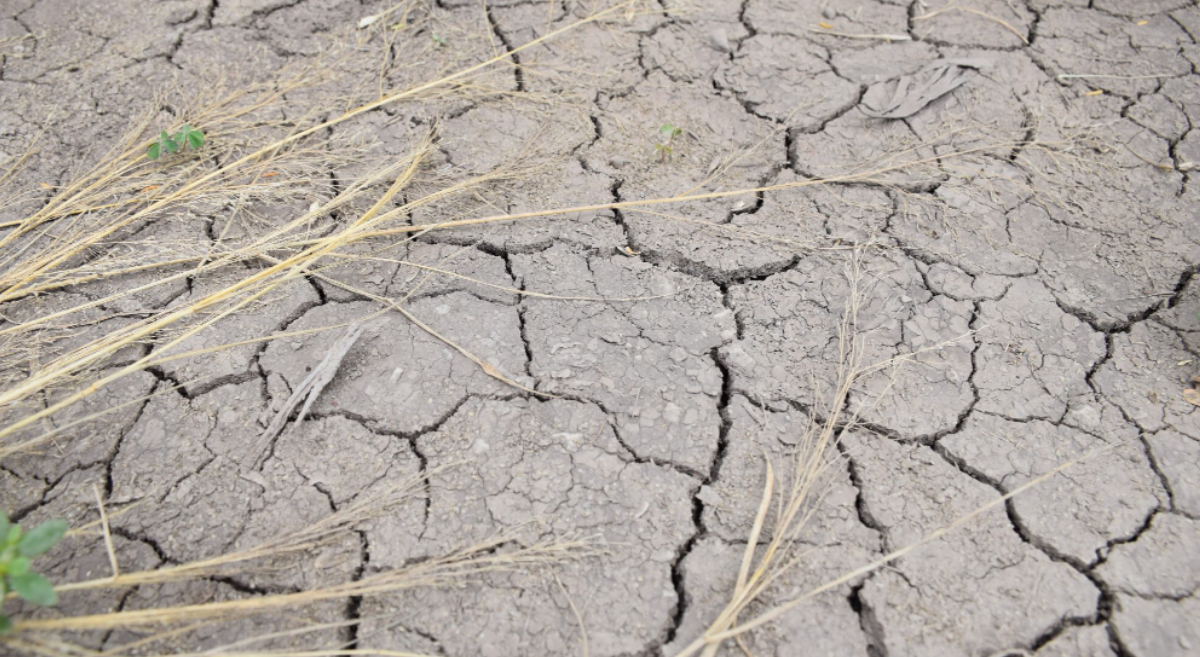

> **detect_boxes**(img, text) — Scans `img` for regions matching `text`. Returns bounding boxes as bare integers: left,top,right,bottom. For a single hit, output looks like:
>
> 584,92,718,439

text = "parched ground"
1,0,1199,656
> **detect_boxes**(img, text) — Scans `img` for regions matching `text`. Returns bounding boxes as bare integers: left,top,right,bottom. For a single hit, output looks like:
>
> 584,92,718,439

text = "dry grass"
14,536,592,656
0,126,1059,462
18,534,591,633
0,0,1118,653
0,0,647,459
914,3,1029,44
672,445,1105,656
663,247,1110,656
0,3,627,653
5,461,594,654
677,251,879,657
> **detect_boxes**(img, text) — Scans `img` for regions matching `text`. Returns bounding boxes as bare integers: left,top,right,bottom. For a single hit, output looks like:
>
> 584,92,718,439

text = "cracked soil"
2,0,1199,655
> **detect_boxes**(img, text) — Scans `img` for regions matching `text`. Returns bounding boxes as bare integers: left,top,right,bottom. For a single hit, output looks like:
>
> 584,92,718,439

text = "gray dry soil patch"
2,0,1200,656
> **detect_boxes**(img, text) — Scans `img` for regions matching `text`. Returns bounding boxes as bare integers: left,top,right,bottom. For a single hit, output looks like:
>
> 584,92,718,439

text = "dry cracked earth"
2,0,1200,656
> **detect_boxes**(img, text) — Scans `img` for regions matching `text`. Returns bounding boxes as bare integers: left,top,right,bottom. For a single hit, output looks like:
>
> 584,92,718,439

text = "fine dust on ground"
1,0,1199,656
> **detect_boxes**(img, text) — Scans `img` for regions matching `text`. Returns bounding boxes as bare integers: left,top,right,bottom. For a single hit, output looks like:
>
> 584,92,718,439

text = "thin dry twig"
1121,142,1176,171
554,572,590,657
805,27,911,41
92,485,119,579
1055,73,1176,81
914,5,1028,44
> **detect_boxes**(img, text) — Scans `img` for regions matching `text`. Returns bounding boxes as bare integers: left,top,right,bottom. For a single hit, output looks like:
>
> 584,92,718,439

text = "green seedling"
655,123,683,163
147,124,205,160
431,33,447,48
0,511,67,633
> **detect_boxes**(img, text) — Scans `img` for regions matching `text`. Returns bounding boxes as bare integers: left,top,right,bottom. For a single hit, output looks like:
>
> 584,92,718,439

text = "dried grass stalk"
251,321,365,469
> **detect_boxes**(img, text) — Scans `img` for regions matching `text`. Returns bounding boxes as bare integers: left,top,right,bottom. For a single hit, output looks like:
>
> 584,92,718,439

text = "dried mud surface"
2,0,1199,655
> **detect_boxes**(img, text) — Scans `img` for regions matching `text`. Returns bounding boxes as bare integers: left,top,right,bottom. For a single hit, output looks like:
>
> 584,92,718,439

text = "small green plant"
0,511,67,633
147,124,205,160
431,33,447,49
654,123,683,163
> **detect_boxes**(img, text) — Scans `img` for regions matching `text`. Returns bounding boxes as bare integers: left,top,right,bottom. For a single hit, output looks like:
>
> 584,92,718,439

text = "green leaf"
0,614,11,634
10,571,56,606
6,525,20,545
660,123,675,135
17,519,66,557
187,130,204,150
164,138,179,154
0,511,8,541
147,143,160,160
7,556,30,576
7,553,29,575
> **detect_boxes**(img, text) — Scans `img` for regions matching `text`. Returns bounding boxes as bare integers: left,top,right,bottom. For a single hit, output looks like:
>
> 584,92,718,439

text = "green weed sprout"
655,123,683,163
147,124,205,160
0,511,67,633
